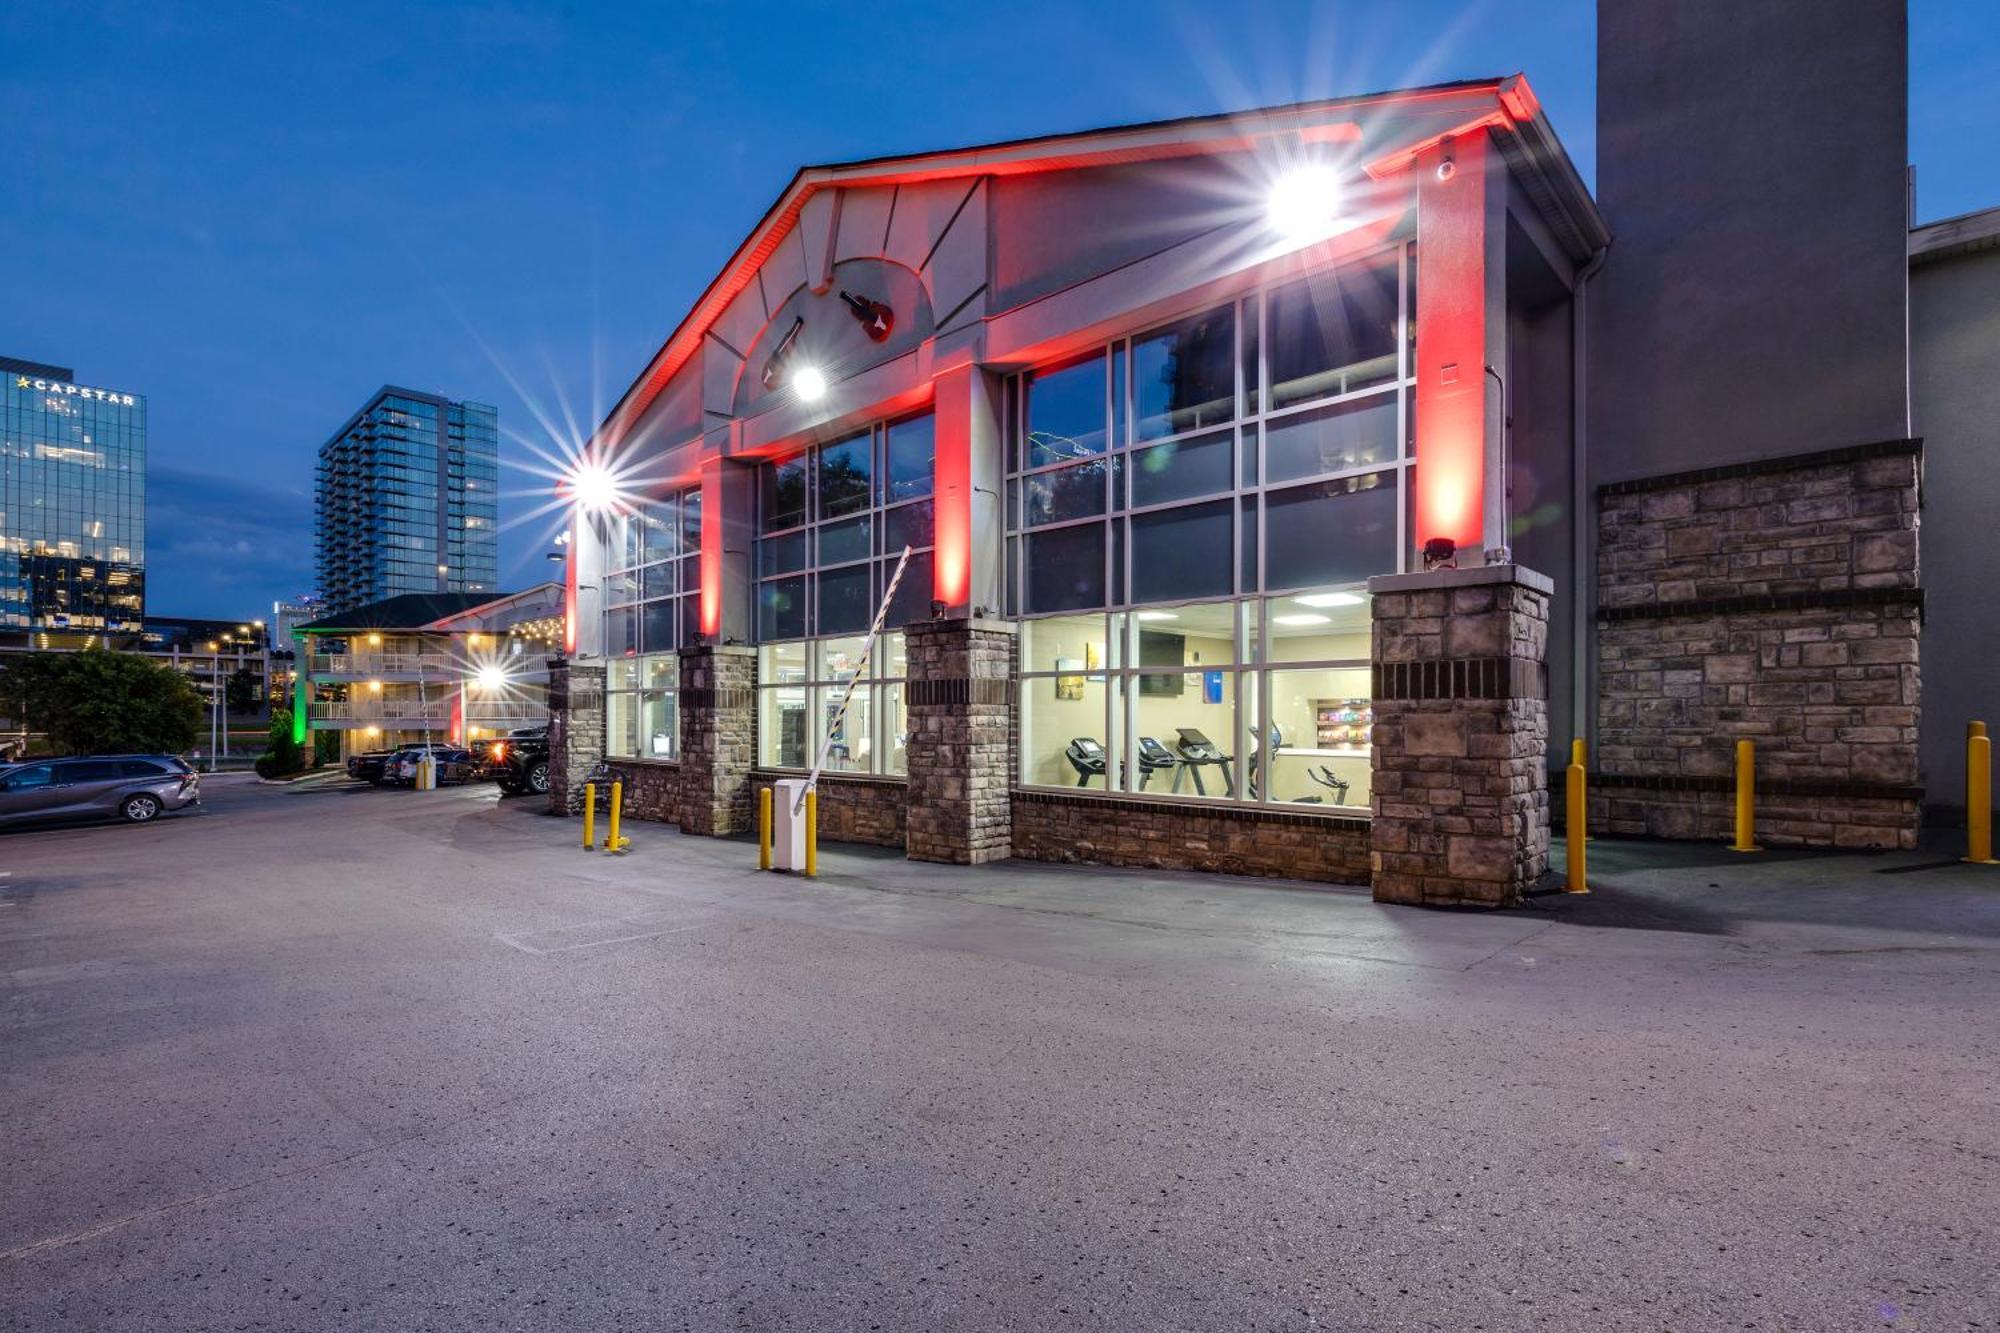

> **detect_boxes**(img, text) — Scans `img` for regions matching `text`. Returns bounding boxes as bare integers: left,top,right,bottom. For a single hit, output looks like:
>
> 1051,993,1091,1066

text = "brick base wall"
1011,790,1371,886
750,771,907,848
601,759,683,825
1586,780,1921,848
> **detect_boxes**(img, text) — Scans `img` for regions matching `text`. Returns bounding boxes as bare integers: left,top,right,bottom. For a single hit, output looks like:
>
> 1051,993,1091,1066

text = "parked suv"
346,749,399,785
485,726,550,797
0,755,200,827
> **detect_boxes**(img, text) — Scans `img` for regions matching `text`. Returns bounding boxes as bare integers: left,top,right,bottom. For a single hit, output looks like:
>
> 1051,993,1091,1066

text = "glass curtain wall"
754,412,933,775
602,488,700,759
1007,243,1410,809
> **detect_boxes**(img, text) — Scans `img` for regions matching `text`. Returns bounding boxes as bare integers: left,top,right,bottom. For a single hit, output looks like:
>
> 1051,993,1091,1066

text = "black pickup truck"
479,726,551,797
345,749,399,785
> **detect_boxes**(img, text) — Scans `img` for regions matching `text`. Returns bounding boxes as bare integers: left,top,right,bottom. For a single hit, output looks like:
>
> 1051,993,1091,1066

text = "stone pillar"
1368,565,1552,908
677,642,756,836
904,617,1015,865
546,656,605,816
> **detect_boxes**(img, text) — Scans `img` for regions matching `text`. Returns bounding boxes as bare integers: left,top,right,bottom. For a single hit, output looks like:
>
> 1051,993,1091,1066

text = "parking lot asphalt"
2,779,1996,1331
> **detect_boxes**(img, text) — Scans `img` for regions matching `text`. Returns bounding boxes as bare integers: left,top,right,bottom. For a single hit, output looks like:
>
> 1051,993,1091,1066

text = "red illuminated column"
1412,131,1505,560
450,688,464,745
562,511,580,654
698,456,725,639
929,364,1003,616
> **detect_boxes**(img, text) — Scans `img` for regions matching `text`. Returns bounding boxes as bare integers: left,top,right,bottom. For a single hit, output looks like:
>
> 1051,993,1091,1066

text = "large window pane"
1133,305,1234,440
1025,354,1107,469
882,551,934,626
823,684,872,773
642,563,676,600
759,642,808,686
607,692,638,757
1260,589,1371,663
881,499,933,554
1263,472,1398,591
1264,393,1399,484
817,515,870,567
756,528,804,572
682,487,703,547
885,414,934,501
759,686,808,768
640,599,675,654
1024,524,1105,613
1130,500,1232,604
1019,663,1110,790
1263,667,1372,809
1267,255,1400,409
818,434,871,519
816,564,872,634
761,454,807,531
604,606,637,657
1023,460,1107,526
1129,430,1232,509
639,691,678,759
639,505,678,563
1020,613,1109,676
817,635,872,683
881,681,908,775
758,576,806,641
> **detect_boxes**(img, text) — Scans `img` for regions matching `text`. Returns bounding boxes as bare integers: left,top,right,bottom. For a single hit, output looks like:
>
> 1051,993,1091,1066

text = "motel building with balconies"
290,585,563,757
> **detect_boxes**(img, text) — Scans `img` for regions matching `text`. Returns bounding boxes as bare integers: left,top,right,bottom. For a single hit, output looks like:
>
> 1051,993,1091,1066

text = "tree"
0,651,202,756
254,706,305,778
225,665,260,716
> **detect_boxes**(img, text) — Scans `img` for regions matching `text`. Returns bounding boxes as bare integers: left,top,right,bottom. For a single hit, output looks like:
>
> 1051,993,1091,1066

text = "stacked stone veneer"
904,618,1014,864
545,658,605,816
750,771,907,848
678,644,756,837
1369,566,1553,907
1594,441,1923,848
1012,790,1370,884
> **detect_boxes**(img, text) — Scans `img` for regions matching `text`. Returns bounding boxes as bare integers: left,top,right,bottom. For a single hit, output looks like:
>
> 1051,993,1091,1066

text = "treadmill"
1064,737,1107,787
1171,728,1234,796
1135,736,1178,790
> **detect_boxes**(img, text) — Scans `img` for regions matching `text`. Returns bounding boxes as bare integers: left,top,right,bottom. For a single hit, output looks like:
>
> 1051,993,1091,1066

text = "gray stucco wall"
1911,245,2000,811
1591,0,1910,483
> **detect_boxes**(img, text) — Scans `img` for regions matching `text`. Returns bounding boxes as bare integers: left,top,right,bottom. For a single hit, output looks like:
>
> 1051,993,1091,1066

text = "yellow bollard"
803,788,819,878
1565,758,1588,894
1966,726,1998,866
758,787,773,871
1571,737,1592,841
1729,739,1762,853
582,782,596,852
604,780,629,853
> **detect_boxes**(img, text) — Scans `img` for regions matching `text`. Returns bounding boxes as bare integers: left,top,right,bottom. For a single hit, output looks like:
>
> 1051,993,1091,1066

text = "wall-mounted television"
1138,629,1185,697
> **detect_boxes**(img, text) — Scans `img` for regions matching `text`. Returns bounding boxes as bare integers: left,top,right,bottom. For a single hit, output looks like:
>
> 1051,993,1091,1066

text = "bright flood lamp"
1266,165,1344,244
791,365,828,402
567,461,619,513
476,664,508,691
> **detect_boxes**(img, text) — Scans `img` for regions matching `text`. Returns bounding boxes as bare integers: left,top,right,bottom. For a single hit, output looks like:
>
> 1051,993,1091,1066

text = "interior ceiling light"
791,365,829,403
1294,591,1364,608
1266,164,1345,244
1134,610,1180,621
1272,613,1332,627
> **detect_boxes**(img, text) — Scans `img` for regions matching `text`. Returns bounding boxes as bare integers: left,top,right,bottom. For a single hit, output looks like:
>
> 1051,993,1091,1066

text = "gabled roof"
294,592,512,634
593,75,1605,450
1911,204,2000,264
424,581,563,631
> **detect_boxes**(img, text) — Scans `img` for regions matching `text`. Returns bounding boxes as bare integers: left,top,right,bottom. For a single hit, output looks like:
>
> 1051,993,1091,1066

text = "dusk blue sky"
3,2,1993,618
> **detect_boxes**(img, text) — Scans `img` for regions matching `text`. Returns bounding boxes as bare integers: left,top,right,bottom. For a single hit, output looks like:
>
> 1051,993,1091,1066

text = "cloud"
143,466,316,617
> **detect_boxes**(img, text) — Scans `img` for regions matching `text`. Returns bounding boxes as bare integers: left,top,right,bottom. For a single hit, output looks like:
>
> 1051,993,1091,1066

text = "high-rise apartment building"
314,386,498,614
0,355,146,641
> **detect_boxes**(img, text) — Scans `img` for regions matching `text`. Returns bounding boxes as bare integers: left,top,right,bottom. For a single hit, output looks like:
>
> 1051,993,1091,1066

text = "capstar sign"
13,375,137,407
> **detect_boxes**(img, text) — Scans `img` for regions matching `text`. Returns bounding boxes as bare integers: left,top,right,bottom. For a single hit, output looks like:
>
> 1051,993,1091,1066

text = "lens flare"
1266,165,1345,243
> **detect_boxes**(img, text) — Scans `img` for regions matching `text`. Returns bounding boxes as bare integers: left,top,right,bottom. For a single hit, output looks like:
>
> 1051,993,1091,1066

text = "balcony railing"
310,652,457,676
309,700,453,722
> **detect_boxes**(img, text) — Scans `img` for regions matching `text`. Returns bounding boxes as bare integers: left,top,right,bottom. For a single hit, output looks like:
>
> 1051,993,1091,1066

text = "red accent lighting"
1411,134,1491,553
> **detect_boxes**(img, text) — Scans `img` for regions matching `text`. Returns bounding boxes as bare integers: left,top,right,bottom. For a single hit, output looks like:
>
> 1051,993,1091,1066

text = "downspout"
1570,244,1610,747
